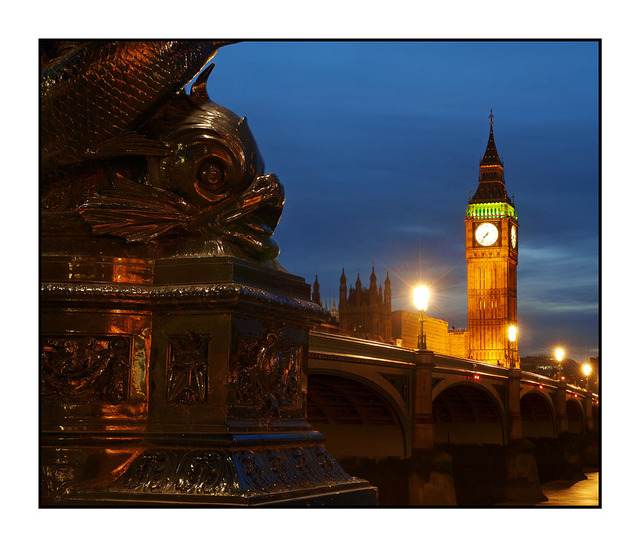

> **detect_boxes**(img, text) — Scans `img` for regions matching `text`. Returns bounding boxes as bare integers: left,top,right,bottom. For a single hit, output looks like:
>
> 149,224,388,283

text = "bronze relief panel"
228,319,307,421
40,334,132,404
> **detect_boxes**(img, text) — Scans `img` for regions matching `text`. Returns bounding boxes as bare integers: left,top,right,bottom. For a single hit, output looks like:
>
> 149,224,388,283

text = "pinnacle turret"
312,273,321,305
384,271,391,305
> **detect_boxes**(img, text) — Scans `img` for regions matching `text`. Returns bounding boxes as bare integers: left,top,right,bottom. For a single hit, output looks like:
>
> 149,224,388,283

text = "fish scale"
41,40,231,184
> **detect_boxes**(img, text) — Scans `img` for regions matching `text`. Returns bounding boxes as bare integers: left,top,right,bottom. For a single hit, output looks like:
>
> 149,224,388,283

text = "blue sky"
201,40,600,358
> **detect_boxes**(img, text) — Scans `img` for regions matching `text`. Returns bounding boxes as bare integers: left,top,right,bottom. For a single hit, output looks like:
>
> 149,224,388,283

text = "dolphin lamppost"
39,40,376,506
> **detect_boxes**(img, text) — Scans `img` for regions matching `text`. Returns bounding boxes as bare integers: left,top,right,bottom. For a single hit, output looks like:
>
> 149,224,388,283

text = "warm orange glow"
582,363,592,377
413,286,430,312
555,348,564,362
507,325,517,342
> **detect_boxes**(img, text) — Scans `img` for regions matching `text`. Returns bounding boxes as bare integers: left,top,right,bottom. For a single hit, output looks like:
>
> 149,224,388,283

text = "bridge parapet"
432,353,509,378
310,331,415,366
310,331,598,399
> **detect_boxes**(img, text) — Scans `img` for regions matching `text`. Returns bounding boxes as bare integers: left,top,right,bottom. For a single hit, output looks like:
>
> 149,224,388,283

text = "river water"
536,471,600,506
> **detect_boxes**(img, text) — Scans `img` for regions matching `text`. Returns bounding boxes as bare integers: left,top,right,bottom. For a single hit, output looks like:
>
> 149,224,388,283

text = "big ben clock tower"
466,112,519,366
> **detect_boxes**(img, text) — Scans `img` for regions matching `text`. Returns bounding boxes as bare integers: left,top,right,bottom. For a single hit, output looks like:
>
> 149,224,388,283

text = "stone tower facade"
338,266,392,342
465,113,519,366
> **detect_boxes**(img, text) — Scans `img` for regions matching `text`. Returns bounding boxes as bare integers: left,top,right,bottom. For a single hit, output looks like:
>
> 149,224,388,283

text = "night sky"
201,40,599,360
194,40,600,359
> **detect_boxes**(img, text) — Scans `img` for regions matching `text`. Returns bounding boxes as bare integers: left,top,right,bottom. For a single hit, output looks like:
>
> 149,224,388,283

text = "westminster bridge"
306,331,599,505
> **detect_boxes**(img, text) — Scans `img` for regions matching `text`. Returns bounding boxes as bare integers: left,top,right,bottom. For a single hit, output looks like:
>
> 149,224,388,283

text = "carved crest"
229,325,303,420
166,332,210,405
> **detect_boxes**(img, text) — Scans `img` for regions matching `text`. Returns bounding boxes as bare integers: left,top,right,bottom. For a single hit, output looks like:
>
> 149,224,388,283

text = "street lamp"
507,325,517,368
582,362,592,391
413,286,430,350
555,347,565,380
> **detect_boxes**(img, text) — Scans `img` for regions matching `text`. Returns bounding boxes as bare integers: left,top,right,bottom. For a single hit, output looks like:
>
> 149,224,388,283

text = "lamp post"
582,362,592,391
555,347,565,380
413,286,430,350
507,325,517,368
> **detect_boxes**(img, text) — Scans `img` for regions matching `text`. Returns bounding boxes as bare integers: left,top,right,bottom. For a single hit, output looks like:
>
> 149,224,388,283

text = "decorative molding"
116,450,233,495
109,446,353,497
41,463,77,500
40,334,131,403
41,281,323,316
167,332,210,405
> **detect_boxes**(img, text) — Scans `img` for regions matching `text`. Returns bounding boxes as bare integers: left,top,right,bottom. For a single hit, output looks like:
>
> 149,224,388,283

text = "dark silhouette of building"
338,266,392,342
312,274,321,305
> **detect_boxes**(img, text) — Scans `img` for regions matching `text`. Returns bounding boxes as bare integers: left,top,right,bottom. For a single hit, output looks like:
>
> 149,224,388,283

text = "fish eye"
197,160,225,192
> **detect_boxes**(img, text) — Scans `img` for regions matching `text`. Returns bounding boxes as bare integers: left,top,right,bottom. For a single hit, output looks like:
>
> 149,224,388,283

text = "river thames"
536,471,599,506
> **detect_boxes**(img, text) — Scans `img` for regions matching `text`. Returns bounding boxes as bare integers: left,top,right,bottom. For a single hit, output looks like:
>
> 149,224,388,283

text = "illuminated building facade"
392,311,449,353
465,113,519,366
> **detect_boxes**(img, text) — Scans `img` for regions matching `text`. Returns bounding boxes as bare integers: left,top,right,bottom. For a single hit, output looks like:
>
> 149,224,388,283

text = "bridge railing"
309,331,598,401
309,331,415,366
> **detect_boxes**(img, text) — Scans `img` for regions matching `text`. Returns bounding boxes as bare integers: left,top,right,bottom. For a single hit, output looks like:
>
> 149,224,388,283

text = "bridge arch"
432,380,507,445
307,370,410,458
592,401,600,431
567,397,585,434
520,391,556,438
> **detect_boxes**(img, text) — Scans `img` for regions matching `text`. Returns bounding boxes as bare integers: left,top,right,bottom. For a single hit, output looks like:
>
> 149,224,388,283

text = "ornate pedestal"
40,255,376,506
39,40,376,506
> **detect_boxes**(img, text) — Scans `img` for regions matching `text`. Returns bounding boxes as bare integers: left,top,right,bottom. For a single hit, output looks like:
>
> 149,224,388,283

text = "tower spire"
470,111,511,204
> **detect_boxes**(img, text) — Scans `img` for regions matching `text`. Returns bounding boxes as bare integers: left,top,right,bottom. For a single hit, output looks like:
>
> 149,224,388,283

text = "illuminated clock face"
475,222,499,246
511,225,517,248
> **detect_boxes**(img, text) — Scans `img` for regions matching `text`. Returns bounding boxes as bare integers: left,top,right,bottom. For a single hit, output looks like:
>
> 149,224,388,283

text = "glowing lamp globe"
507,325,517,342
582,363,592,377
413,286,430,312
555,348,564,362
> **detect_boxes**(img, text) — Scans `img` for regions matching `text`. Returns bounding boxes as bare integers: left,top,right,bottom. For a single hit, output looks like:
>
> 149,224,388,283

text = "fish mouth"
213,173,284,259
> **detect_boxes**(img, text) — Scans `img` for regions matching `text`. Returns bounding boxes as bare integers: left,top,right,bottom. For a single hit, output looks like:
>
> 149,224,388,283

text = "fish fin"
79,174,197,243
190,63,215,100
88,132,171,159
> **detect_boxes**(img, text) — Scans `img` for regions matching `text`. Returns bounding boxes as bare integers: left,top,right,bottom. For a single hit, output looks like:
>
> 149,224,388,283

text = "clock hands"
475,223,499,246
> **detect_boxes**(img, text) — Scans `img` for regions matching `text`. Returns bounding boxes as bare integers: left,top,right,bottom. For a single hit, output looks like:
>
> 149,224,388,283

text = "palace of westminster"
312,115,520,367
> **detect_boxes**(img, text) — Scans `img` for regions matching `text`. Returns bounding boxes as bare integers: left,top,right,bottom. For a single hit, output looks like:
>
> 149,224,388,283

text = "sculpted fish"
78,65,285,261
40,40,233,185
41,40,284,262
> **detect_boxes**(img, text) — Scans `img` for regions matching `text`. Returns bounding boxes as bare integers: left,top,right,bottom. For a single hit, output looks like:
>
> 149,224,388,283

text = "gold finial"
489,109,494,127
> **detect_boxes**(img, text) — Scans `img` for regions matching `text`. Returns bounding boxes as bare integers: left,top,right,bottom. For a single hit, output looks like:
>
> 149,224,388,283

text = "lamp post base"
40,255,377,507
